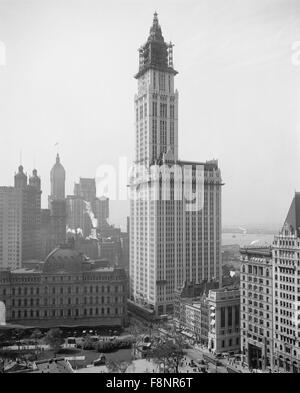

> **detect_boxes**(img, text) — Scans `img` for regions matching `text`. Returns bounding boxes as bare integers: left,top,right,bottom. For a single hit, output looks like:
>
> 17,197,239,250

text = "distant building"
174,281,218,345
46,154,67,253
0,186,23,270
94,196,109,231
49,199,67,249
99,237,121,266
207,287,240,354
67,178,109,237
50,154,65,200
72,235,100,260
40,209,52,259
0,166,42,270
66,194,86,236
272,192,300,373
0,243,128,328
240,246,273,371
120,232,129,273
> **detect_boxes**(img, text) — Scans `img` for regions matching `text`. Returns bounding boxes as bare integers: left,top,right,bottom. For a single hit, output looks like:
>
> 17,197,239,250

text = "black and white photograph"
0,0,300,378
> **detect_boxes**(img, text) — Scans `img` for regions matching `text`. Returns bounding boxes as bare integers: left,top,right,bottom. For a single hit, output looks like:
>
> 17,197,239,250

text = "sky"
0,0,300,231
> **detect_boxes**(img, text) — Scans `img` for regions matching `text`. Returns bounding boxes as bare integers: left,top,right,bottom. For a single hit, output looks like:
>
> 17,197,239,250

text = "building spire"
135,12,178,79
56,153,60,164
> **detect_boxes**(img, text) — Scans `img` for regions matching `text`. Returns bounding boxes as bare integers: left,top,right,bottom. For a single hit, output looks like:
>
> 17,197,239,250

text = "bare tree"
129,325,145,359
149,340,184,373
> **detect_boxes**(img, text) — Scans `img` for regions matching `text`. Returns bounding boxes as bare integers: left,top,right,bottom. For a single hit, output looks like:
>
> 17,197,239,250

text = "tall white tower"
130,13,222,316
134,12,179,166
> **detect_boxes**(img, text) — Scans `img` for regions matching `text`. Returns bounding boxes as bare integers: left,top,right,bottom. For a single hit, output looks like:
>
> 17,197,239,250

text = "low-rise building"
174,281,217,345
208,287,240,354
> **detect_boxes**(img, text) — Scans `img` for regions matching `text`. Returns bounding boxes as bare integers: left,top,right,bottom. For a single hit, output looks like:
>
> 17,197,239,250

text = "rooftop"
282,192,300,237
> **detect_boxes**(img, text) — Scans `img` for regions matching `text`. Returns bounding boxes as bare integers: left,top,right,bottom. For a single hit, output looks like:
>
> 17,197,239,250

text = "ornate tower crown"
135,12,178,79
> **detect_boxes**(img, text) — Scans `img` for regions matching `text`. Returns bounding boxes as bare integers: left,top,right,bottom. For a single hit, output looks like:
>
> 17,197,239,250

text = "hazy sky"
0,0,300,231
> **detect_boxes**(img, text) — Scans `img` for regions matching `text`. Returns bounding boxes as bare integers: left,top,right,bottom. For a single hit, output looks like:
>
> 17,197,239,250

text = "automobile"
93,355,106,366
215,353,223,359
65,337,76,348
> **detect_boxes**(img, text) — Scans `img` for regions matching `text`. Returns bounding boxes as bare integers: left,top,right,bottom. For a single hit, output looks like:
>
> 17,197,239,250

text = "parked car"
93,354,106,366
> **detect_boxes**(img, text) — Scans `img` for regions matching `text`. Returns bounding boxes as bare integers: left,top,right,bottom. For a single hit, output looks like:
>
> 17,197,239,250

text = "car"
93,355,106,366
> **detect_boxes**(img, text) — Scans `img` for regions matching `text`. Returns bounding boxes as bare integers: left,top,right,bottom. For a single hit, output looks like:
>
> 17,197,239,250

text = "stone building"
240,246,273,371
272,192,300,373
0,243,128,328
208,287,240,354
174,281,218,345
0,166,42,270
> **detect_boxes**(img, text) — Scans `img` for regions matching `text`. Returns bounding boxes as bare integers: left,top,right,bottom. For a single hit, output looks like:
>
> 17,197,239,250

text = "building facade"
272,192,300,373
67,178,109,238
0,166,42,270
50,154,65,201
129,13,222,316
208,287,240,354
0,243,128,328
47,154,67,252
174,281,218,345
240,246,273,371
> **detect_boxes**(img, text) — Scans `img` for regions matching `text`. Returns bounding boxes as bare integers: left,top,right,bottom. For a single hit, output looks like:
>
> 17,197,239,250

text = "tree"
44,328,64,354
12,328,24,351
106,359,131,373
149,340,184,373
31,329,42,341
129,325,145,359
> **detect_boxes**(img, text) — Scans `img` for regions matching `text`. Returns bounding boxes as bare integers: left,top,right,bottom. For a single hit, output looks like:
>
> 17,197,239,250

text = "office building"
240,246,273,371
129,13,222,316
272,192,300,373
0,166,42,270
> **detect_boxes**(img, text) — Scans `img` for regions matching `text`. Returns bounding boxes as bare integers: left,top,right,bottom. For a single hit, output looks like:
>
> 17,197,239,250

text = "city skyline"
0,0,299,230
1,1,300,376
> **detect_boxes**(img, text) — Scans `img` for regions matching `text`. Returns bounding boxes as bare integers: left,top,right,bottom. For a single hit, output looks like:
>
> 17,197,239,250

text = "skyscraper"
50,153,65,200
0,166,42,270
129,14,222,316
46,154,67,252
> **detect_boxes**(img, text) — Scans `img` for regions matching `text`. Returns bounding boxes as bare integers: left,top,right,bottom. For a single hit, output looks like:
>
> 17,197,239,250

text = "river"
222,233,274,247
